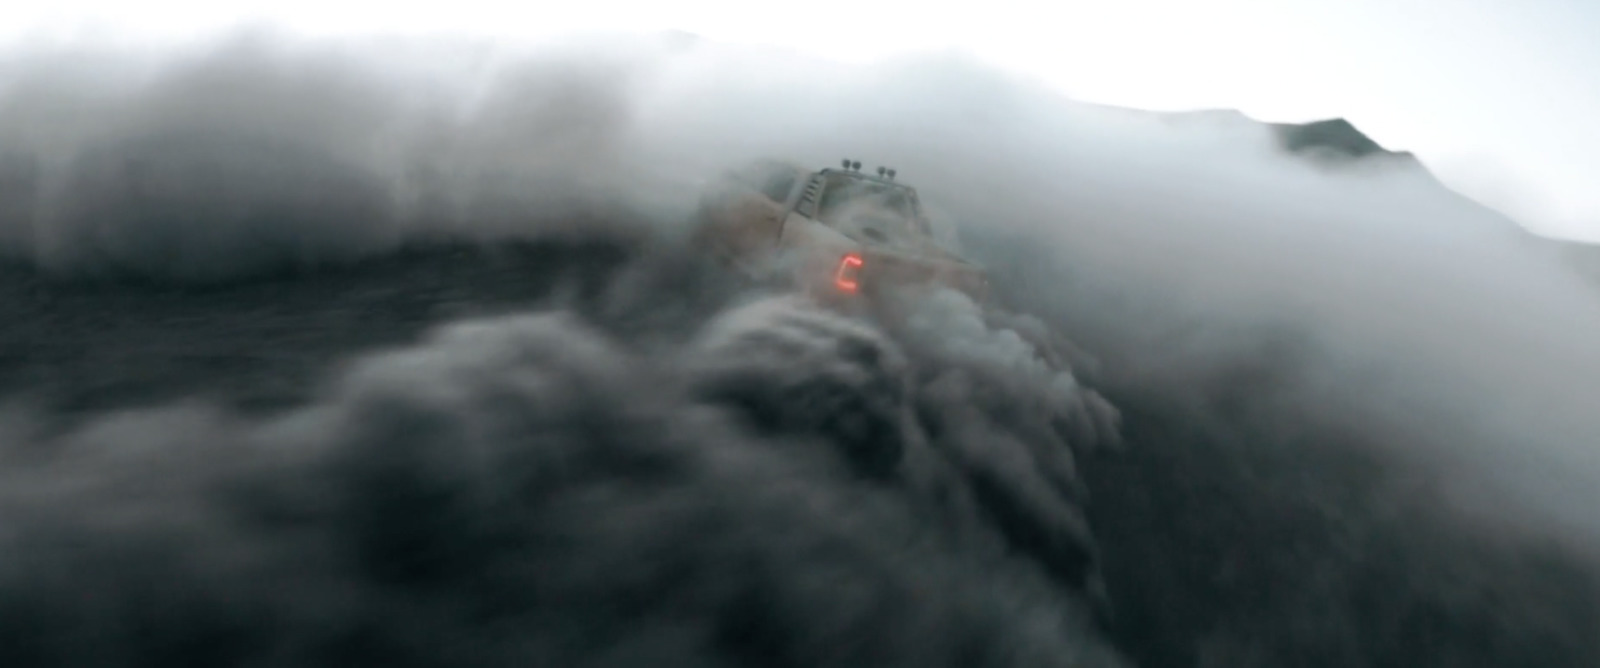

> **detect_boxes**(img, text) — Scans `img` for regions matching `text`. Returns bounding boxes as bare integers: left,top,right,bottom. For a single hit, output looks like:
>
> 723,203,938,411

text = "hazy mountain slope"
1267,115,1600,288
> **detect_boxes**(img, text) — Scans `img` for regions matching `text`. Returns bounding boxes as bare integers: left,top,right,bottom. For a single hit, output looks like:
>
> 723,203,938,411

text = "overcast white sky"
6,0,1598,241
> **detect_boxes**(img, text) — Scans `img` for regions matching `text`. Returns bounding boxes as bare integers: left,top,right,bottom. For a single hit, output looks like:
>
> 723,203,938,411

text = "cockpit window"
816,174,919,223
812,174,930,250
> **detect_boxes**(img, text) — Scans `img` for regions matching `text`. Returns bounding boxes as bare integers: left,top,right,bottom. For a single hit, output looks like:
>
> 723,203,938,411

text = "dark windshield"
816,174,918,223
813,173,937,243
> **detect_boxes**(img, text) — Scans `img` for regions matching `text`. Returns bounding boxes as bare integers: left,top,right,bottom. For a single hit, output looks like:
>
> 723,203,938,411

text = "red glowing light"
834,253,864,292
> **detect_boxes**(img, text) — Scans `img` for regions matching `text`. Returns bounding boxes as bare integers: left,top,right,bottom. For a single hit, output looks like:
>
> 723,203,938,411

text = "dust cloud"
2,27,1599,667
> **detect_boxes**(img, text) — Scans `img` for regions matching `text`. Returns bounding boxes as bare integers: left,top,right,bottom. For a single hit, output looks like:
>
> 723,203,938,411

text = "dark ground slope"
961,217,1600,668
1,111,1597,668
0,238,634,418
1086,377,1600,668
4,227,1600,667
0,234,1136,668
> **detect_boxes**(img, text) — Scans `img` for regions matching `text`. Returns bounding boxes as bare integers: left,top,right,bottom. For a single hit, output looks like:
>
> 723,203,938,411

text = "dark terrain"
5,195,1600,668
0,239,634,418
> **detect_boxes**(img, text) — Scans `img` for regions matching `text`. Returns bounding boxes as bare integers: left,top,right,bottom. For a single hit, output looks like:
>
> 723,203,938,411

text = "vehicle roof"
816,167,917,191
729,159,916,190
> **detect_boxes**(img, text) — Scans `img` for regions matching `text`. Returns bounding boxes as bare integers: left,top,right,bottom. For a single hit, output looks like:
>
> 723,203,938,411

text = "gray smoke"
3,26,1600,668
0,34,665,281
0,302,1125,667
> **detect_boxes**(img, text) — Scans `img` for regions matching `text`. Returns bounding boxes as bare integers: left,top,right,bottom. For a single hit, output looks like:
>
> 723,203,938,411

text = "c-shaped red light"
834,253,864,292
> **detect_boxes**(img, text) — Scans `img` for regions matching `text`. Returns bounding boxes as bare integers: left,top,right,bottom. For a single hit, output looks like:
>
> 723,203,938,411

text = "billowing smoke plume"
0,298,1125,667
0,34,667,281
3,26,1600,668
